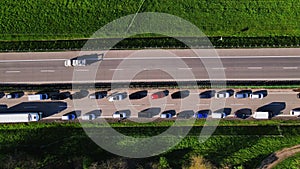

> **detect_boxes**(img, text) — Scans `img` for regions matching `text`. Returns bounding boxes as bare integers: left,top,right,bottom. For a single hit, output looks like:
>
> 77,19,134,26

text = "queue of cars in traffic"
0,89,299,121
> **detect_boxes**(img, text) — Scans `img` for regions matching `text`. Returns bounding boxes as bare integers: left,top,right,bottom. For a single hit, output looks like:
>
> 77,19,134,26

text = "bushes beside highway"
3,36,300,52
1,122,300,168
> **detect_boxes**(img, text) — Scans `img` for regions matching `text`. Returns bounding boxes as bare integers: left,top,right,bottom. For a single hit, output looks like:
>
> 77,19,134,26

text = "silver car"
108,93,127,102
215,92,230,98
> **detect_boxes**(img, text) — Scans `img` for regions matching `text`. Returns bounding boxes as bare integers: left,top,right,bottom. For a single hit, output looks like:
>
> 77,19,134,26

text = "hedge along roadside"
0,81,300,92
1,36,300,52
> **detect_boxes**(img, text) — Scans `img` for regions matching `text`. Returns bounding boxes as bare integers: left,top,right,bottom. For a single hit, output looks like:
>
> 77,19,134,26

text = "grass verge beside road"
1,0,300,41
0,122,300,168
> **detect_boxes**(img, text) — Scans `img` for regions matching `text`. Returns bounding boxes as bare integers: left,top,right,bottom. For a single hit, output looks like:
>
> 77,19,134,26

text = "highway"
1,48,300,83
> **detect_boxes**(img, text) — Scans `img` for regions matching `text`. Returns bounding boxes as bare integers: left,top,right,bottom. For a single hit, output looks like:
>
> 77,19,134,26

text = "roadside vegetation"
1,122,300,168
1,0,300,50
1,0,300,42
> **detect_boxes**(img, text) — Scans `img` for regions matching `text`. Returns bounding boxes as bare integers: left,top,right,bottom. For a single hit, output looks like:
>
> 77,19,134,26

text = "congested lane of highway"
0,88,299,122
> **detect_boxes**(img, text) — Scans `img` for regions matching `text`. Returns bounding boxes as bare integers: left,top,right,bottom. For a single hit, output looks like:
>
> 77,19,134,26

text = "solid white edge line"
75,69,89,72
247,67,262,69
109,69,124,71
40,70,55,73
5,70,20,73
5,78,300,84
3,55,300,63
283,67,298,69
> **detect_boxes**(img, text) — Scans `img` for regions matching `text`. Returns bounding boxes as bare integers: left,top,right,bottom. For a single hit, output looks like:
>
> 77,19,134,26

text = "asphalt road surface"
1,48,300,83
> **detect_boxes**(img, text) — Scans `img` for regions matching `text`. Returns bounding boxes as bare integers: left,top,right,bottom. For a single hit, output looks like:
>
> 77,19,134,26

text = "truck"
28,94,48,101
0,112,42,123
253,112,269,119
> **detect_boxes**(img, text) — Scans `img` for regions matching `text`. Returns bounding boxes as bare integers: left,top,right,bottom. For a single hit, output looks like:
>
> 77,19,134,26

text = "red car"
151,90,169,99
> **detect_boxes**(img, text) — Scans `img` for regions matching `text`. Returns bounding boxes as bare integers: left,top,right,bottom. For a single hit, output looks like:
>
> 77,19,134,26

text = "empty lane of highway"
1,49,300,83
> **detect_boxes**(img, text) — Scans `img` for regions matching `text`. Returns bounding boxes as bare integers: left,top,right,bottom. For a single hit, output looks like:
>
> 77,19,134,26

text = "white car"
250,93,264,99
72,59,86,66
108,93,126,102
290,109,300,116
64,59,86,67
112,111,127,118
215,92,230,98
64,60,72,67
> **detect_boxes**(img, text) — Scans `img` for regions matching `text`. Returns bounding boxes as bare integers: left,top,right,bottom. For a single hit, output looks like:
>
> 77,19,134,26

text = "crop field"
1,0,300,40
1,122,300,168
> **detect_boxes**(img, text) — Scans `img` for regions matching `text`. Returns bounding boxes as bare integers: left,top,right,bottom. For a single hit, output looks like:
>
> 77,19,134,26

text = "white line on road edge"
128,104,141,106
5,70,20,73
143,68,161,70
178,68,192,70
102,55,300,60
283,67,298,69
109,69,124,71
247,67,262,69
4,55,300,64
75,69,89,72
40,70,55,73
211,67,226,70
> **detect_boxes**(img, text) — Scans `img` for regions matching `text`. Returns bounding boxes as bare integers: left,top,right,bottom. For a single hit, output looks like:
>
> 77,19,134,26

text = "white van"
253,112,269,119
290,109,300,116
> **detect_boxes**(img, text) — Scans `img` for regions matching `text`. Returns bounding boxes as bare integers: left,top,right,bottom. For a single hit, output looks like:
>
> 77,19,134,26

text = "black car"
199,90,216,99
51,92,71,100
70,90,89,100
234,108,252,119
129,90,147,100
177,110,194,119
6,91,24,99
89,91,107,99
0,92,4,99
171,90,190,99
138,108,161,118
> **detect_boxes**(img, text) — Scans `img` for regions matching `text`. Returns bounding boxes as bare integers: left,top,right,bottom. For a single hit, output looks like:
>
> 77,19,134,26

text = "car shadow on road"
84,109,102,117
129,90,148,100
215,108,232,116
78,53,104,65
138,107,161,118
253,90,268,97
256,102,286,117
3,101,68,118
171,90,190,99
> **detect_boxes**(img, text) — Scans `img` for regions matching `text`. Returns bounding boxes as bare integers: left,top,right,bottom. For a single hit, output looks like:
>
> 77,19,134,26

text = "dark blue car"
194,109,211,119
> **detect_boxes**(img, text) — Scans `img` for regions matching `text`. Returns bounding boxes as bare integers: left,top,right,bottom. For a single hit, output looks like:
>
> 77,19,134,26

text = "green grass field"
1,0,300,40
1,122,300,168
